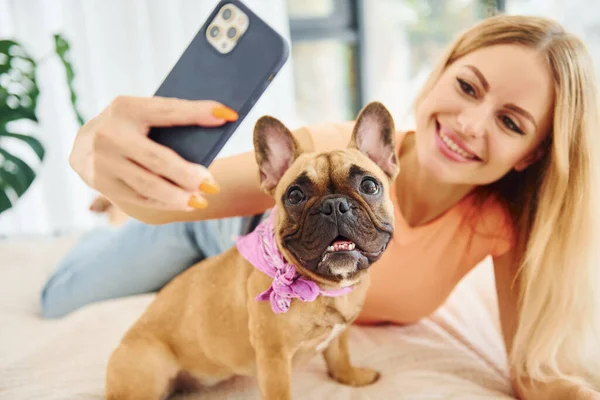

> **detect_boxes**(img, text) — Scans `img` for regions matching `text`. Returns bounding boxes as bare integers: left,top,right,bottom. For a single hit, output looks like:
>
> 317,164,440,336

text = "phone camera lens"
227,27,237,39
222,8,232,20
209,26,220,38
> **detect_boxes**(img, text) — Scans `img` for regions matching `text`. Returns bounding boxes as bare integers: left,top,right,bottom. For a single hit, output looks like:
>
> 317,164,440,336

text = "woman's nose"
457,106,489,138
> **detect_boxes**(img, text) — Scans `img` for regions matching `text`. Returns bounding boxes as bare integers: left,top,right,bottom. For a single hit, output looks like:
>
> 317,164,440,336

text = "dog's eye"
359,177,379,195
286,187,305,205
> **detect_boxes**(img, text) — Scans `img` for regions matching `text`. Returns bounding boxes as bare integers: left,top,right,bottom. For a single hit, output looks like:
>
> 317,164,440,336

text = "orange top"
301,121,514,325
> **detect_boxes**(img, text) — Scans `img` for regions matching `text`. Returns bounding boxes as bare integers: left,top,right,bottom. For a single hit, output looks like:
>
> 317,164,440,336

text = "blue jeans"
40,216,252,318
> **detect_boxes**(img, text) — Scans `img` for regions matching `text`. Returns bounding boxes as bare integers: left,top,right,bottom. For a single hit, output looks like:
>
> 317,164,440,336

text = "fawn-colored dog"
106,102,398,399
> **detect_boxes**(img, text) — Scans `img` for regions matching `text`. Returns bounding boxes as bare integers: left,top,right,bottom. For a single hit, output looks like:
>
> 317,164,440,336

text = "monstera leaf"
0,39,44,214
0,34,82,214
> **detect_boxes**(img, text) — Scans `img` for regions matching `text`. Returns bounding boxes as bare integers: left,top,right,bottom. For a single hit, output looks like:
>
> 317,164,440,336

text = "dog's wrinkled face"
253,102,399,284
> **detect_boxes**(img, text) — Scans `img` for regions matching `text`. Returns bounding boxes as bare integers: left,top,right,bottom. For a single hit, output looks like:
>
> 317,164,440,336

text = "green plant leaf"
0,131,45,160
0,147,36,181
0,166,27,196
0,184,11,214
0,107,37,125
1,34,82,214
0,38,43,214
0,40,35,74
54,33,85,126
0,40,39,125
0,147,36,209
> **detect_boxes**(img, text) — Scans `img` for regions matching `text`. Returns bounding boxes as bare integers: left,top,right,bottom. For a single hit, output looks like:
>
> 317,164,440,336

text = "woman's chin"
417,146,453,180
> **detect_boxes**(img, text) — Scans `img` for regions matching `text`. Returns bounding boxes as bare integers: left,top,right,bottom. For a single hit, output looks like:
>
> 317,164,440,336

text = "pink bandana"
236,207,354,314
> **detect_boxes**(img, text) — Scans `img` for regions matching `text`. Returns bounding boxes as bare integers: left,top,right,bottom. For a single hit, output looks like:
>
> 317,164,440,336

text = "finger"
109,155,206,210
108,96,238,128
89,195,113,212
98,174,200,212
108,130,219,194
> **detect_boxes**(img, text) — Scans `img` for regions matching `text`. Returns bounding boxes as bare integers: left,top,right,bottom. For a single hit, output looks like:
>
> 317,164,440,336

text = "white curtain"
0,0,297,238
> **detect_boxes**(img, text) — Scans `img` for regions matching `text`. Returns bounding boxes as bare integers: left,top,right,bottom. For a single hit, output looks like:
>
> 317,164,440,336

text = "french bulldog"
106,101,399,400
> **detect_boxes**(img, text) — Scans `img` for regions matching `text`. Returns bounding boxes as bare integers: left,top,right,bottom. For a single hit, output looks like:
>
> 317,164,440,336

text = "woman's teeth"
439,131,477,160
326,242,356,252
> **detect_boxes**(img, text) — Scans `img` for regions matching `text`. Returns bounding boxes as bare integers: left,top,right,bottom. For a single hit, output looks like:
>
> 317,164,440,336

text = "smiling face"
414,44,555,185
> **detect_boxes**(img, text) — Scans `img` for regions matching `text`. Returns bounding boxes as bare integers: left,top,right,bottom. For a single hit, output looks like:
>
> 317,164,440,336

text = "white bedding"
0,234,517,399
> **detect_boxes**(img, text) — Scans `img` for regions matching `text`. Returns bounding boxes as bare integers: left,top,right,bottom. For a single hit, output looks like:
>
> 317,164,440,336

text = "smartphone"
148,0,289,167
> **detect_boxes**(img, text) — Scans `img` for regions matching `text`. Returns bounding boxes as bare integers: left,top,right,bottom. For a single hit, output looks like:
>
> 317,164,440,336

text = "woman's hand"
69,96,238,211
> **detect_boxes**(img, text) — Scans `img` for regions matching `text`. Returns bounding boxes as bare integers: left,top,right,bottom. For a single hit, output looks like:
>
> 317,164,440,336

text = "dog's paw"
328,367,381,387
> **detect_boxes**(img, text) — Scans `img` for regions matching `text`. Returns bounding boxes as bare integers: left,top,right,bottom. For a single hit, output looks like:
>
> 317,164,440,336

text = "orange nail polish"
199,180,220,194
188,195,208,209
212,106,238,122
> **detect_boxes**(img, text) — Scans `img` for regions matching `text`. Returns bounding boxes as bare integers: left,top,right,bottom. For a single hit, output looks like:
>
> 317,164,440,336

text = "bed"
0,234,516,399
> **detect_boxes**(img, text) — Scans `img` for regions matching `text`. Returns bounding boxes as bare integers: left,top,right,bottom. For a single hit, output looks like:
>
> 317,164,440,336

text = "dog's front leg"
248,299,293,399
323,328,380,387
254,342,293,400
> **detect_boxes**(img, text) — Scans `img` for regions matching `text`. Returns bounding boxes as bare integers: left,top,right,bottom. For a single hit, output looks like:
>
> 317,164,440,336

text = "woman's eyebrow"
466,65,490,92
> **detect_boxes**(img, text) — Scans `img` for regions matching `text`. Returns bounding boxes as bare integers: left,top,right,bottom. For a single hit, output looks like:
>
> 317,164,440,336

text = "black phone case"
148,0,289,167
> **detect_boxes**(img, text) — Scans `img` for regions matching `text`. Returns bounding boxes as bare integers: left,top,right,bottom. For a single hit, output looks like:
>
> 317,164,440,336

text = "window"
287,0,503,127
287,0,362,125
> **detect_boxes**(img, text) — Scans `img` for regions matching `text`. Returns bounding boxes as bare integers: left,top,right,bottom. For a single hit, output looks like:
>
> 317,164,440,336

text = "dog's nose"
321,197,350,216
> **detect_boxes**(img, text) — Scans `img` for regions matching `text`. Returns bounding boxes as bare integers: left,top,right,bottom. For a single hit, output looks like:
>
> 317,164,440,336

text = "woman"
42,15,600,399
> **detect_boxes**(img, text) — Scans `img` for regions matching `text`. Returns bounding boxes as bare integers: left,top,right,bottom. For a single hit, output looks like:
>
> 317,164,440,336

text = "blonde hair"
416,15,600,389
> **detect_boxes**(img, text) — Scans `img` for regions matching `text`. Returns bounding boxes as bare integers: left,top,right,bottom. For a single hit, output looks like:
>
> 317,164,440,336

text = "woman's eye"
457,78,476,97
286,187,305,204
500,115,524,135
359,177,380,195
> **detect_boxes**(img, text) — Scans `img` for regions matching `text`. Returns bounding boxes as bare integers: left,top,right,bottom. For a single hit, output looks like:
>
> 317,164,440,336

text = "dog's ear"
348,102,399,179
254,116,302,194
